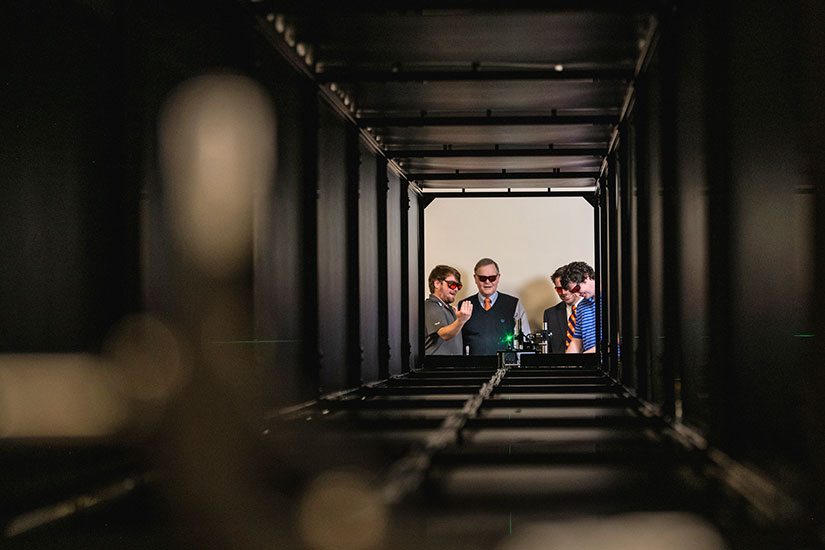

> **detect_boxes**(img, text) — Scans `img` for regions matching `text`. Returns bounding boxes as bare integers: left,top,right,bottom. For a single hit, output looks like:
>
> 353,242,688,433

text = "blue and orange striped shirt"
572,296,599,351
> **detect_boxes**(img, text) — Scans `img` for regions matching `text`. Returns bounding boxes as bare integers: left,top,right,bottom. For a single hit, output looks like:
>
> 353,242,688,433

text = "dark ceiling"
248,3,657,192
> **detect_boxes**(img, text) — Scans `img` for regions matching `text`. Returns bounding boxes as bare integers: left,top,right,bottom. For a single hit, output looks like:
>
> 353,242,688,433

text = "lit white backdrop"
424,196,595,333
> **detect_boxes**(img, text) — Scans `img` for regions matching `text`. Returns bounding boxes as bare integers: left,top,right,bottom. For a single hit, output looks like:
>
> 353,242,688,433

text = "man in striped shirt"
561,261,598,354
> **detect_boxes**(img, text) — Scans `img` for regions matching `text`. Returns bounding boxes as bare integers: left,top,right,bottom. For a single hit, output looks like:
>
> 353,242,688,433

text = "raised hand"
455,300,473,324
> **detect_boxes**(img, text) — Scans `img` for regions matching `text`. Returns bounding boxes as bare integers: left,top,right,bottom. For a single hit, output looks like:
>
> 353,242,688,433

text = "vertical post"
300,83,320,393
634,75,652,401
607,151,621,379
345,125,362,387
803,0,825,527
400,180,410,373
376,156,390,380
704,0,734,450
597,178,609,366
659,4,679,419
417,192,425,366
619,118,636,390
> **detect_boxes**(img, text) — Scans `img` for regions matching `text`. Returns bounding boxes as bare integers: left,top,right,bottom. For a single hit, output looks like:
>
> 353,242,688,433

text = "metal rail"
380,366,508,504
316,68,634,83
386,147,607,158
358,114,620,127
407,171,599,181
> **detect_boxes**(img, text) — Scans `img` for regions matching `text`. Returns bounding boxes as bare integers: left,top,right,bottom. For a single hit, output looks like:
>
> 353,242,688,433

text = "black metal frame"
421,190,606,373
399,177,411,374
658,4,679,420
316,68,634,83
606,150,621,379
358,114,619,128
386,147,607,159
408,171,599,182
417,188,426,370
300,80,321,391
345,124,363,387
420,189,595,208
376,156,391,380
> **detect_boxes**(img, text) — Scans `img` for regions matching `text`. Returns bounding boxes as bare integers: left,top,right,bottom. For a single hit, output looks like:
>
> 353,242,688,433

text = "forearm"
565,338,583,353
437,319,465,341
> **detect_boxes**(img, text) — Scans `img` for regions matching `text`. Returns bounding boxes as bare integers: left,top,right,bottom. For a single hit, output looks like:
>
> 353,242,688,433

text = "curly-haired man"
560,261,598,354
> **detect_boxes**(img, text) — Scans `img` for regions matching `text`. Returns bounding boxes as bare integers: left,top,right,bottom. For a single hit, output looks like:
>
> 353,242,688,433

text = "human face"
434,277,462,304
568,276,596,300
554,276,578,306
474,264,500,298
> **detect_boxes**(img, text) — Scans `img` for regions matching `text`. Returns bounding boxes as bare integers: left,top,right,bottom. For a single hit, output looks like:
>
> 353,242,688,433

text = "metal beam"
380,367,508,504
359,114,619,127
249,1,661,16
245,8,407,177
386,147,607,158
408,171,599,181
422,190,592,206
316,68,634,83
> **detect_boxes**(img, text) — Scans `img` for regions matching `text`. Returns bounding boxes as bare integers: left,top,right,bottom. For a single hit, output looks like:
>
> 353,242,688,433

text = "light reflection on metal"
283,25,296,47
4,475,151,538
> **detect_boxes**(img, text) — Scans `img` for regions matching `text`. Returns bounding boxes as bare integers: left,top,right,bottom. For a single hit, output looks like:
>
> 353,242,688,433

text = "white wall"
424,196,595,332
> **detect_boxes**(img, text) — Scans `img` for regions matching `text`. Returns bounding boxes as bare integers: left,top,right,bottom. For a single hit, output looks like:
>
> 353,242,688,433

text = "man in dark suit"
542,264,582,353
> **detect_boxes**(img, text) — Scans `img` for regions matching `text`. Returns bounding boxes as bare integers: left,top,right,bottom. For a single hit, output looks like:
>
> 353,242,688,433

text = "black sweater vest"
459,293,518,355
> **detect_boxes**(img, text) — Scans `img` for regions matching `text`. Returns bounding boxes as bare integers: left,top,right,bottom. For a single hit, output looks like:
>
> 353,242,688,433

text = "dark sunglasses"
442,280,462,291
475,274,499,283
566,283,581,294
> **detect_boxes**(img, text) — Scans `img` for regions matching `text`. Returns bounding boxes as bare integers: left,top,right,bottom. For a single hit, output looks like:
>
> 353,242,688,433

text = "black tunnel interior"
3,1,825,549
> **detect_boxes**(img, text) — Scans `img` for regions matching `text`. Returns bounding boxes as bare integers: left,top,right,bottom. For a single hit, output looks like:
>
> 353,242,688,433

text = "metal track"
380,366,507,504
264,362,810,550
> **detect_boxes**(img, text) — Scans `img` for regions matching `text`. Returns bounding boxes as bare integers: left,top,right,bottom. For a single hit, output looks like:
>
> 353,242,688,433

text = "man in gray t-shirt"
424,265,473,355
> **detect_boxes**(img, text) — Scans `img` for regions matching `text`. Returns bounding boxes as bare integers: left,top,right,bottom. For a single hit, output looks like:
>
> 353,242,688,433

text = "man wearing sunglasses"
542,264,583,353
561,261,598,354
458,258,531,355
425,265,474,355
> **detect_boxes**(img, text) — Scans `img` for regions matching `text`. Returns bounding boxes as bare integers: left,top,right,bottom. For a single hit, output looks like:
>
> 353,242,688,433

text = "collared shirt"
477,291,531,333
571,295,599,351
424,294,463,355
